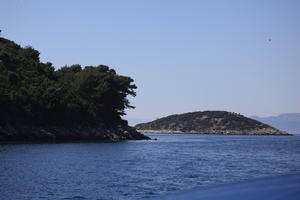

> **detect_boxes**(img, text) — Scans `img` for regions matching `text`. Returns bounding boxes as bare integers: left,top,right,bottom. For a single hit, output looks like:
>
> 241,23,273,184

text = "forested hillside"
0,37,136,128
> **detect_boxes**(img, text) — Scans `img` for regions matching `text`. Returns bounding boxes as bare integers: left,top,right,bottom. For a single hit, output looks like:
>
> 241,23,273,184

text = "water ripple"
0,134,300,200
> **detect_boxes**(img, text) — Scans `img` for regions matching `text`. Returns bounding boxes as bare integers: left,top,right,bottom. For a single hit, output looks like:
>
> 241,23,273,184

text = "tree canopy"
0,37,136,127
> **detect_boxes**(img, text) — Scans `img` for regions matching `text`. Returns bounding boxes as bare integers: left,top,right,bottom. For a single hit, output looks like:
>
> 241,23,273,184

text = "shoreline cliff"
0,122,149,143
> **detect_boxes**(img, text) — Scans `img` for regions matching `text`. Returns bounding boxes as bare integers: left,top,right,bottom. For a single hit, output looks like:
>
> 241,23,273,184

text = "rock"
0,122,150,143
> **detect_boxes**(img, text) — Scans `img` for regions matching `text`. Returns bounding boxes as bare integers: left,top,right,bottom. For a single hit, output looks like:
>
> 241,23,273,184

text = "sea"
1,133,300,200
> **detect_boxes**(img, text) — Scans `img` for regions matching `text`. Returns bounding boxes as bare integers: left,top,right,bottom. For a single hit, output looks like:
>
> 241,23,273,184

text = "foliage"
0,37,136,127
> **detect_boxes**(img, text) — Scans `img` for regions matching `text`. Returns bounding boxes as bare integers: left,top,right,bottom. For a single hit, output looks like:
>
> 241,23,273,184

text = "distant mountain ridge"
252,113,300,135
135,111,290,135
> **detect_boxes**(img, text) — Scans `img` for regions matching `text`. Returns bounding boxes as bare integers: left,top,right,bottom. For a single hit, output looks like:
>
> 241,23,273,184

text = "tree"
0,37,137,127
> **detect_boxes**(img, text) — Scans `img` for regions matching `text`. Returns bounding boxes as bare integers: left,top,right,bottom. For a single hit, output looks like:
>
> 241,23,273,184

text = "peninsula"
0,37,149,142
135,111,291,135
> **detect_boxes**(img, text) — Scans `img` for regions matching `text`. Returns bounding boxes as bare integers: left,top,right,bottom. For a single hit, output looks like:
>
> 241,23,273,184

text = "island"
135,111,291,135
0,37,149,142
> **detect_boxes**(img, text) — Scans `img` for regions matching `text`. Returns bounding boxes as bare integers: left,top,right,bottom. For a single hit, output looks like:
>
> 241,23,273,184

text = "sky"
1,0,299,125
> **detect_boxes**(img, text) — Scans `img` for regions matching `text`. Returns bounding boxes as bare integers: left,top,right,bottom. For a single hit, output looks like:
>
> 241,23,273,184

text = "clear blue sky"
1,0,299,125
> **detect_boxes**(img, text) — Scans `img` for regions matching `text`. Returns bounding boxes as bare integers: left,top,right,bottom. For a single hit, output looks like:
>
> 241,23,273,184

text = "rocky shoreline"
137,128,292,135
0,123,150,143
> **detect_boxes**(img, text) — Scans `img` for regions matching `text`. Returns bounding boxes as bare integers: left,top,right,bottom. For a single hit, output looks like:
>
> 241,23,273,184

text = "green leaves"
0,37,137,127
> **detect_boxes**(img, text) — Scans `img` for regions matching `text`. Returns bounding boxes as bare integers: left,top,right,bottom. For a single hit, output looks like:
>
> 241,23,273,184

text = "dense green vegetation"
0,37,136,127
135,111,274,132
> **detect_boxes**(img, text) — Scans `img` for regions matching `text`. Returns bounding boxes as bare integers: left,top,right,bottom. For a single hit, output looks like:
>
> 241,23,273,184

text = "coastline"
138,129,292,136
0,123,150,143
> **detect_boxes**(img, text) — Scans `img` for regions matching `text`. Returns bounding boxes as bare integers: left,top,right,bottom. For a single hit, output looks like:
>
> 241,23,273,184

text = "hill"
252,113,300,135
135,111,290,135
0,37,149,142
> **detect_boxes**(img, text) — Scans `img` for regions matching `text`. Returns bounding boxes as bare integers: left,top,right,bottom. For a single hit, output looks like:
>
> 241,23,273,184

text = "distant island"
135,111,291,135
0,37,149,142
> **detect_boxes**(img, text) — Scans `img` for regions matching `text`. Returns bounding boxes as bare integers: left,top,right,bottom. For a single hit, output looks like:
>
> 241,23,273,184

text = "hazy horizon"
1,0,299,125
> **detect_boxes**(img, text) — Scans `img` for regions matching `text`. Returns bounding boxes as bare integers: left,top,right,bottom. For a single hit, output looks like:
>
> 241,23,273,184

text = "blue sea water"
0,134,300,200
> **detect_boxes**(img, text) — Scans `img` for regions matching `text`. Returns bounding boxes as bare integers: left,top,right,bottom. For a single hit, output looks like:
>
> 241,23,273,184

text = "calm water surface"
1,134,300,200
